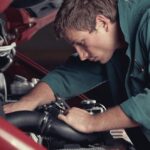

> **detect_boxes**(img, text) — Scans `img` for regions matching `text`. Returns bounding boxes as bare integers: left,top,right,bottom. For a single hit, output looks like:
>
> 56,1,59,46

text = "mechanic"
4,0,150,143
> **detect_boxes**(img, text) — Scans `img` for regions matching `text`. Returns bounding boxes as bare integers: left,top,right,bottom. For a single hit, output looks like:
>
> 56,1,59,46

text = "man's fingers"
58,113,67,122
3,104,12,114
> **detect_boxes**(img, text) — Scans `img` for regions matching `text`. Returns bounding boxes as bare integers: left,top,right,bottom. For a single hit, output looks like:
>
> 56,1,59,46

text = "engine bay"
1,72,134,150
5,87,134,150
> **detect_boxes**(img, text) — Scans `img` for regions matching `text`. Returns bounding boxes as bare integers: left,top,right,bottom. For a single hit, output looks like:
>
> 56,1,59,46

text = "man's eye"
77,42,85,47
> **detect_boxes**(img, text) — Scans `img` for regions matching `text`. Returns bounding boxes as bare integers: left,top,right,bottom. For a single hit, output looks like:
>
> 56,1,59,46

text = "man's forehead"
65,29,79,42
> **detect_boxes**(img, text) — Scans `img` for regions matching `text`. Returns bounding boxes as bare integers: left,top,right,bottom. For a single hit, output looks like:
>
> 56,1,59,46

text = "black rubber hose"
6,111,100,143
6,111,45,134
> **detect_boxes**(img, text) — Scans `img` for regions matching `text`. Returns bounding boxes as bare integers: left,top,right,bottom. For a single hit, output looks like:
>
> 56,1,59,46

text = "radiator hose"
6,111,100,143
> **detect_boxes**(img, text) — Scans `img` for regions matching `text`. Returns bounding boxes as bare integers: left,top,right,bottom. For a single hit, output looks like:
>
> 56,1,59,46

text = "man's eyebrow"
64,38,75,45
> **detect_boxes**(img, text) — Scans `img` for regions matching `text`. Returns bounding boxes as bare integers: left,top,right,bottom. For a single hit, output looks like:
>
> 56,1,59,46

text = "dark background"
17,23,74,70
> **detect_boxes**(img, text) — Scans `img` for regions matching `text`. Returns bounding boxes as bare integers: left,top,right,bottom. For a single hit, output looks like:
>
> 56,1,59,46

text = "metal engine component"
0,19,16,72
11,0,63,18
54,95,70,114
0,73,7,102
10,75,39,95
80,99,106,114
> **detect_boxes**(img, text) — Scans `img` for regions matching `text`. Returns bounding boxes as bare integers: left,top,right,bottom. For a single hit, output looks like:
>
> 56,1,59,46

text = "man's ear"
95,15,111,32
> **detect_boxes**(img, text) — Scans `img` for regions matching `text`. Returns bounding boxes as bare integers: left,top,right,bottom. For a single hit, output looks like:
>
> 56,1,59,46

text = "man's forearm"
90,106,139,132
4,82,55,113
23,82,55,106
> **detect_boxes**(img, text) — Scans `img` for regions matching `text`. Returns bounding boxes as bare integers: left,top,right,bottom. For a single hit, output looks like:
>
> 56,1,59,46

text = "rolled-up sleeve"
41,54,107,98
120,88,150,129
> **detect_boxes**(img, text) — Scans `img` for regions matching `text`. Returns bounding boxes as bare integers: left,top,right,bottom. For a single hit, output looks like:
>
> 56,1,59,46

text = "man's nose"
74,45,88,61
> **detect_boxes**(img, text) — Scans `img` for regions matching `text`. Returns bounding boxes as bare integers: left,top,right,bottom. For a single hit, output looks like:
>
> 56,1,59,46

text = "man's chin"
99,58,110,64
99,60,106,64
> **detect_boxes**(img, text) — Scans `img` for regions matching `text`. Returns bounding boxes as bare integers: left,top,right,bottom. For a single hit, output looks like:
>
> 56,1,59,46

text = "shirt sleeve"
41,54,107,98
120,10,150,131
120,89,150,129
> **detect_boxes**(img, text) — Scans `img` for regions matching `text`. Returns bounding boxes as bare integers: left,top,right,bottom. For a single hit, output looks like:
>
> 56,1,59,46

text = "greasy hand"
3,101,35,114
58,107,94,133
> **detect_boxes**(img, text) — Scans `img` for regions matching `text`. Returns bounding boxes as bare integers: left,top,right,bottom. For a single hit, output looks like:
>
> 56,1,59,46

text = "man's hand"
3,99,36,114
58,106,139,134
58,107,94,133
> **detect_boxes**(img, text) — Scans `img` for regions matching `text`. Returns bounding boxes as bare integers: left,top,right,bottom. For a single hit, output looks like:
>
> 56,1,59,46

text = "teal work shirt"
42,0,150,141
